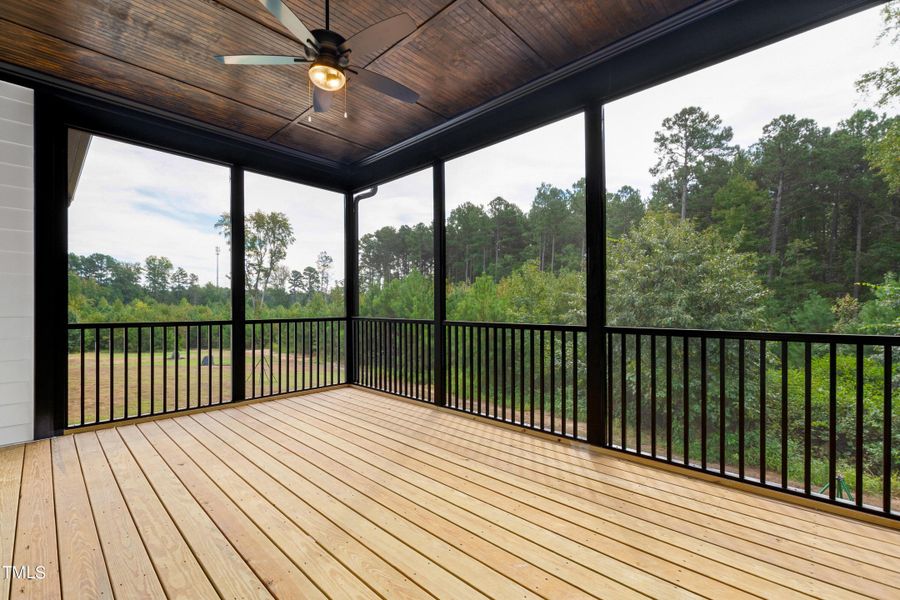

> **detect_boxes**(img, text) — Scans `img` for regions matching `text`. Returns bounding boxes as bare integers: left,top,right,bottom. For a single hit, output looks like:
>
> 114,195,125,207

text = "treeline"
68,249,343,324
359,183,586,288
354,104,898,333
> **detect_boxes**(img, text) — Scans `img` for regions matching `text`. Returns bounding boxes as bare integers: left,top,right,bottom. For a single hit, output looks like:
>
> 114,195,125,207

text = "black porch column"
585,104,607,446
33,91,67,438
344,191,358,384
230,166,246,403
433,160,447,406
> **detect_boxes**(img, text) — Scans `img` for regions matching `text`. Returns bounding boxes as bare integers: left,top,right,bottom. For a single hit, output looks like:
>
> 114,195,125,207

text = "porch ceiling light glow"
309,62,346,92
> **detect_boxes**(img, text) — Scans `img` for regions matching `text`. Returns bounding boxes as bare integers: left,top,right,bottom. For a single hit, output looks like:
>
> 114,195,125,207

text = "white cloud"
69,136,230,285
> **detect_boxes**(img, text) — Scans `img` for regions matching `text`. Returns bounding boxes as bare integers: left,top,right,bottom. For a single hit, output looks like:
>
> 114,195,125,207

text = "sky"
69,4,893,285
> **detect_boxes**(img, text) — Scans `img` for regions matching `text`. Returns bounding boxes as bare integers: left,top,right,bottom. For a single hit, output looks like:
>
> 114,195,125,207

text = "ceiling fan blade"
340,14,416,65
349,68,419,103
215,55,309,65
313,87,334,112
258,0,319,51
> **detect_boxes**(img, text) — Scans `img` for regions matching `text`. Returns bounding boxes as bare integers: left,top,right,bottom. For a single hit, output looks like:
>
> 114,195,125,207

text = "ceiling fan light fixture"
309,62,346,91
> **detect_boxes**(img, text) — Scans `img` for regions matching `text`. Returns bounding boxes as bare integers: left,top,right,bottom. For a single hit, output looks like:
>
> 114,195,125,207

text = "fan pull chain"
344,81,348,119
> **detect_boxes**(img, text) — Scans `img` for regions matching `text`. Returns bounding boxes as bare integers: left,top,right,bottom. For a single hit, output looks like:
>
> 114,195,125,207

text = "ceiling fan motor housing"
312,29,349,67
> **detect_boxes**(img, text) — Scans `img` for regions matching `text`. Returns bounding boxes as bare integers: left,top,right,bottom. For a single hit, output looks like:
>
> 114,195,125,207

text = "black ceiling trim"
0,60,351,191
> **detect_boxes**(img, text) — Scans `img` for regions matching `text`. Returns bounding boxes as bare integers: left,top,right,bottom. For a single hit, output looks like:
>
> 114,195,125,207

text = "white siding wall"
0,81,33,445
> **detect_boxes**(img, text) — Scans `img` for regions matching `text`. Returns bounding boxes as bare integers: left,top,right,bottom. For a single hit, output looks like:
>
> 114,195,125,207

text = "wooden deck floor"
2,387,900,599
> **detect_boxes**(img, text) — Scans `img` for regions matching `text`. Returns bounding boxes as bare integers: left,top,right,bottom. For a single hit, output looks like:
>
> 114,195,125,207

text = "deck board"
287,394,830,598
12,440,60,599
310,389,900,597
94,428,219,599
2,388,899,599
0,445,23,600
74,432,165,599
50,436,112,600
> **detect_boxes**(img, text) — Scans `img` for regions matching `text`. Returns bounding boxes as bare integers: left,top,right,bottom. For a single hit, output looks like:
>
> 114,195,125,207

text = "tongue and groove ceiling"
0,1,698,165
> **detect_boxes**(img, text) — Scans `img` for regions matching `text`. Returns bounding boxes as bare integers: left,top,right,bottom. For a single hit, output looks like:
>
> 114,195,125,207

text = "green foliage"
782,353,897,476
710,175,768,252
500,262,585,325
855,1,899,110
784,293,836,333
447,275,508,322
606,186,645,239
360,270,433,319
867,117,900,193
842,273,900,335
649,106,734,219
607,212,768,329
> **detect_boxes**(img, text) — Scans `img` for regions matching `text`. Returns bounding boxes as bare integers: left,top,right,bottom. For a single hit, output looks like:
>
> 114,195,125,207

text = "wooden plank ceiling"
0,1,697,165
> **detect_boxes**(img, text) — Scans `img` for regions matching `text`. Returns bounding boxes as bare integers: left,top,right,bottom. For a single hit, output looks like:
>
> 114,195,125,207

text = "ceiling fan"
215,0,419,114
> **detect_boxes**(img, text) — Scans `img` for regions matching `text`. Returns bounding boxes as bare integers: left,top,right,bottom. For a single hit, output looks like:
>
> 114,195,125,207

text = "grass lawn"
68,350,343,425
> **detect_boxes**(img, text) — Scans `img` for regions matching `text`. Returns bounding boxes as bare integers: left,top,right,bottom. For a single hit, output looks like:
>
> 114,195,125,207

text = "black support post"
344,191,358,384
230,166,246,403
433,160,447,406
33,91,68,438
585,104,606,446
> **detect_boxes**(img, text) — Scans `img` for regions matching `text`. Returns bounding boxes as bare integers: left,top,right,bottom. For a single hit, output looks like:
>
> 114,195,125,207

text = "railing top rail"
69,320,232,329
247,316,345,324
604,325,899,345
353,316,435,325
446,320,587,332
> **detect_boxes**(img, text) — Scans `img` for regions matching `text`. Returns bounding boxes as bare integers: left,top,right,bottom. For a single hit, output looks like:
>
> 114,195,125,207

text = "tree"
867,118,900,194
315,251,333,292
529,183,570,273
606,185,645,239
831,111,893,297
855,1,899,109
359,226,400,288
447,202,490,284
144,256,173,300
650,106,734,220
710,175,768,253
301,267,320,298
607,212,768,329
109,260,143,303
169,267,191,292
216,210,295,313
856,3,900,193
753,114,819,282
288,270,304,296
486,197,527,279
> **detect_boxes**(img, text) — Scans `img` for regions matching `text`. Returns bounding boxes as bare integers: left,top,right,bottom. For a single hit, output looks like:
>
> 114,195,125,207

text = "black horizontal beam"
68,320,233,329
353,316,435,325
604,325,899,346
446,320,587,333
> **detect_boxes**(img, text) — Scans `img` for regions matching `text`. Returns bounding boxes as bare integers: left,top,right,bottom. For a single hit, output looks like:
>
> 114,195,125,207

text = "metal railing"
353,317,434,402
67,320,232,428
446,321,587,440
606,326,898,518
67,316,347,428
246,317,346,400
68,315,897,520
